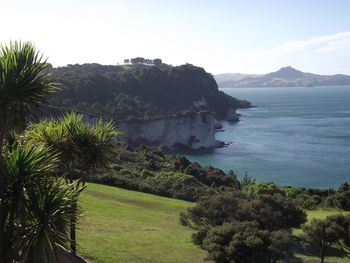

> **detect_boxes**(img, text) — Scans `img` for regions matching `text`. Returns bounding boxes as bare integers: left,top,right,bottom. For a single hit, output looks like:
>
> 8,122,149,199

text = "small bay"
186,86,350,188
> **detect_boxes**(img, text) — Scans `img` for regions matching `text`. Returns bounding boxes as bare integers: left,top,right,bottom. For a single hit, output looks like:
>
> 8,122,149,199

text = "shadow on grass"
291,236,348,262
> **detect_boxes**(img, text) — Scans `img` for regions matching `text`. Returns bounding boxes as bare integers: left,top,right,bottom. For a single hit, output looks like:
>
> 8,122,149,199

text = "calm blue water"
187,86,350,188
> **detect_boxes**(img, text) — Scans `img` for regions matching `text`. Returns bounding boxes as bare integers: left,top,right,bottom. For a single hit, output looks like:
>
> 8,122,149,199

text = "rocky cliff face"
118,111,222,150
226,108,240,122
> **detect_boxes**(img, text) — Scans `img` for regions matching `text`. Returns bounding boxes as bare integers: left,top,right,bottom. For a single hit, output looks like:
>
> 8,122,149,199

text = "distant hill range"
215,66,350,88
214,73,261,83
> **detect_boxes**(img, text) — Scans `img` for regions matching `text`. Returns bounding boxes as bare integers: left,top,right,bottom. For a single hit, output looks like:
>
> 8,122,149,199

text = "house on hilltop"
123,57,162,66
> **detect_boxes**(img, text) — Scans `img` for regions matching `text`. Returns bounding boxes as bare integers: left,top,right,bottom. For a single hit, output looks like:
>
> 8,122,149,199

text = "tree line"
48,62,251,120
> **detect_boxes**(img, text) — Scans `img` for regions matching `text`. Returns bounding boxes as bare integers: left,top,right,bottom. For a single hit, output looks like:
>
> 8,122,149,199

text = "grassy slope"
78,183,349,263
77,183,209,263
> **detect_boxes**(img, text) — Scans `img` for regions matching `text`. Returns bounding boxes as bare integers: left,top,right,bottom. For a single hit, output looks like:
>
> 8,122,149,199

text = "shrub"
180,192,305,263
202,221,290,263
325,191,350,210
245,182,282,196
140,169,154,178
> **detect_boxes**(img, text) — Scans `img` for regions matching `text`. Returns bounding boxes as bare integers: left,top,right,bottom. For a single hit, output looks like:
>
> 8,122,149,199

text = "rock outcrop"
226,108,240,122
118,111,222,150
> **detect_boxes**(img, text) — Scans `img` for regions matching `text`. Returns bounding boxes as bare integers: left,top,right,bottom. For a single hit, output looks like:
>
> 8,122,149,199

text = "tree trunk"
320,249,325,263
3,193,19,262
69,175,77,254
0,129,6,263
70,217,77,254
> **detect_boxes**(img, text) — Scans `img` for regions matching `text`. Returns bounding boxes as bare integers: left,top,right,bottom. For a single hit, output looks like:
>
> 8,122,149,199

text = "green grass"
78,183,349,263
307,210,350,220
77,183,210,263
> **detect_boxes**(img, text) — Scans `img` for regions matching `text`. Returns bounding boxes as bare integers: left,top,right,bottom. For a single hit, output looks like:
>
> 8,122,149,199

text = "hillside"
77,183,210,263
77,183,350,263
216,66,350,88
48,63,251,120
87,144,240,202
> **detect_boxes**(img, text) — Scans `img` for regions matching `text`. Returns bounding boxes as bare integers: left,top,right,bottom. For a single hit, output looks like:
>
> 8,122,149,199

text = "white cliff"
118,111,222,150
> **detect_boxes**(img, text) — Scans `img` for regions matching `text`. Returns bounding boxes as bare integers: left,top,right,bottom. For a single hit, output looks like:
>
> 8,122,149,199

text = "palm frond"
0,41,59,130
13,179,85,262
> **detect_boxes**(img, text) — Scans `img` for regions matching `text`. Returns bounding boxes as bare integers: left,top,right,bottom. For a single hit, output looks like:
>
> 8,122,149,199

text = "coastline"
186,86,350,189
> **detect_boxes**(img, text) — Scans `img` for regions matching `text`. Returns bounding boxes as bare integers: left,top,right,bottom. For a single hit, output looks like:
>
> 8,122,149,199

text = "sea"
186,86,350,189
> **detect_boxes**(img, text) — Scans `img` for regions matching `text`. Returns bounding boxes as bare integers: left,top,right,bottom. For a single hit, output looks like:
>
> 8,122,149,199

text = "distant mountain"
216,66,350,88
214,73,260,83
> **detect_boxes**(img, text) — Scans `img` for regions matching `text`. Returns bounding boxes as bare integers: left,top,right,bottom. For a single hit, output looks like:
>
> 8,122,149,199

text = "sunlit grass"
77,183,209,263
77,183,349,263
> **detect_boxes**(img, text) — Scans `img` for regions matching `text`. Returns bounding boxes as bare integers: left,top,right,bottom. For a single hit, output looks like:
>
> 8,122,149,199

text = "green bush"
245,182,282,196
180,192,306,263
325,191,350,210
140,169,154,178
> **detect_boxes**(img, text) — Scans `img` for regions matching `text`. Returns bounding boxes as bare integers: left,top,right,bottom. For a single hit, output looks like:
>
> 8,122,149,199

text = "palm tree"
3,145,58,261
19,178,84,263
0,41,58,261
26,112,120,181
26,112,121,253
3,144,84,262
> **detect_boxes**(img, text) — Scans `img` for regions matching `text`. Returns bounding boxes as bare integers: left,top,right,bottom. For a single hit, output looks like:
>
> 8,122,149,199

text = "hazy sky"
2,0,350,74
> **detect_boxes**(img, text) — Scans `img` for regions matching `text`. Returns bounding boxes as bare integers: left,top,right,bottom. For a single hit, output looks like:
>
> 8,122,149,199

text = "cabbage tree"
0,41,57,260
26,112,120,253
3,144,84,262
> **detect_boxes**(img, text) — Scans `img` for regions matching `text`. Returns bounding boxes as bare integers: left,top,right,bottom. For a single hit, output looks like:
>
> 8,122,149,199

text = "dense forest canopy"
48,63,251,120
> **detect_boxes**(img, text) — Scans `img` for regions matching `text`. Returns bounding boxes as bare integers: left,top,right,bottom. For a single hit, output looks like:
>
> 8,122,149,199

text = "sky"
1,0,350,74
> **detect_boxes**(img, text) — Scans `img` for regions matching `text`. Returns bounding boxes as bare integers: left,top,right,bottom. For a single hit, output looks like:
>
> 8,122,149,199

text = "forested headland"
47,63,251,120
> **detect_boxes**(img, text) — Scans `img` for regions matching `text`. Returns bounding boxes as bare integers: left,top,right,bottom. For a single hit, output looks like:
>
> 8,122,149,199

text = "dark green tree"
327,215,350,258
202,221,290,263
180,192,306,262
153,58,162,66
326,191,350,210
339,182,349,192
240,172,255,188
302,218,343,263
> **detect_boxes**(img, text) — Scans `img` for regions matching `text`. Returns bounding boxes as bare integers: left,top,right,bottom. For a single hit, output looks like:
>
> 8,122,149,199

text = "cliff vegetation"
48,63,251,119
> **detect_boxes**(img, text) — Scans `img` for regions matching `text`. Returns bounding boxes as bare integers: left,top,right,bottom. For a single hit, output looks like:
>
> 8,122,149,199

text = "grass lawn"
78,183,349,263
77,183,210,263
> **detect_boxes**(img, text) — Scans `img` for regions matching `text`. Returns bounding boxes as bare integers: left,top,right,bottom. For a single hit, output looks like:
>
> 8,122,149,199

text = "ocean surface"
186,86,350,188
